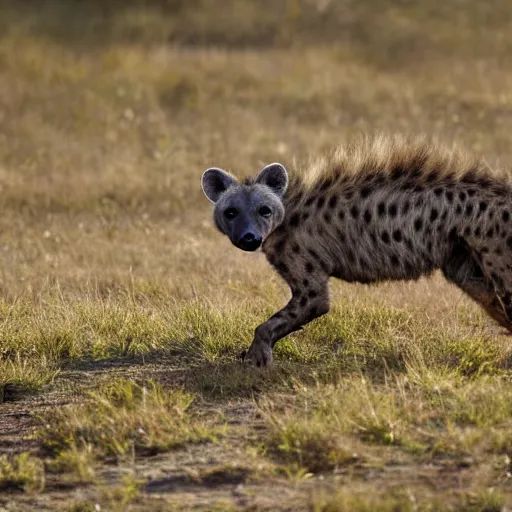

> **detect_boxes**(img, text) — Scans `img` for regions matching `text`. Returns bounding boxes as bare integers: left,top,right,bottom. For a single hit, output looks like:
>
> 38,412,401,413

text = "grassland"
1,1,512,510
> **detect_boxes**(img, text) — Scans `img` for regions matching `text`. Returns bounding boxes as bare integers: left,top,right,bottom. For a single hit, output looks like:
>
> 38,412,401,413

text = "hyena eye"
224,207,238,220
259,206,272,218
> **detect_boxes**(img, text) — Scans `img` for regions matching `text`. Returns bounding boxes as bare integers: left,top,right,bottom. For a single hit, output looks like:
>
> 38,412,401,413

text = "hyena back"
202,134,512,366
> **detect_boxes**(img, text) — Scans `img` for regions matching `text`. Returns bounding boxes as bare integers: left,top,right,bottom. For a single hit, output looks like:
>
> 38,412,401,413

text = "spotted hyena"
201,134,512,366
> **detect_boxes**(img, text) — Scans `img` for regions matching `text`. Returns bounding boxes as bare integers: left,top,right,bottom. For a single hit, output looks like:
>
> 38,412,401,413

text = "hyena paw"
242,342,273,367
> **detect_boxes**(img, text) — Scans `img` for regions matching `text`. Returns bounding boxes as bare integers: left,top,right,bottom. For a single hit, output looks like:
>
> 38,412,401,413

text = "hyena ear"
255,163,288,197
201,168,238,203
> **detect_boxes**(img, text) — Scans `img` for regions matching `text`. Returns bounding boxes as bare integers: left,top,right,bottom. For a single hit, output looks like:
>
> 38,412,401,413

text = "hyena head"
201,163,288,251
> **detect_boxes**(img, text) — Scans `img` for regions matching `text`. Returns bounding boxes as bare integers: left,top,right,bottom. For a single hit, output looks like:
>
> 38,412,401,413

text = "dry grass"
0,453,45,494
310,487,505,512
41,378,222,460
1,0,512,510
263,372,512,472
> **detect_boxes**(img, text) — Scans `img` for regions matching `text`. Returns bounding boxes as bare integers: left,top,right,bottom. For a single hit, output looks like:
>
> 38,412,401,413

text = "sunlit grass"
40,378,223,461
262,369,512,475
0,356,58,398
310,487,505,512
0,453,45,493
1,291,508,395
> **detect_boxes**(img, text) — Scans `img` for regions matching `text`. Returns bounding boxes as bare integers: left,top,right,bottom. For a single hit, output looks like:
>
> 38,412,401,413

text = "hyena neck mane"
277,133,510,212
288,135,484,194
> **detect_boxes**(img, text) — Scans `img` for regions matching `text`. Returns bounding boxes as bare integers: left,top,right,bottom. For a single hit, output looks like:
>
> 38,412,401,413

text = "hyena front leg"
243,277,330,367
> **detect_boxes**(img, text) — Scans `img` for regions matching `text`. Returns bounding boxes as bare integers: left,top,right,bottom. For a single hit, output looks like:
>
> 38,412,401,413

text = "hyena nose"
237,232,262,252
243,233,256,243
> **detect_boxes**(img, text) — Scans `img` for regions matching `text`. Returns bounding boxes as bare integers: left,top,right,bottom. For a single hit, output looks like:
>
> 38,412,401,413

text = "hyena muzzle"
201,134,512,367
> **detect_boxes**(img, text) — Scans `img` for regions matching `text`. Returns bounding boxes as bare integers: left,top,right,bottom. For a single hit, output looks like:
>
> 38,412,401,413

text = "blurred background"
0,0,511,299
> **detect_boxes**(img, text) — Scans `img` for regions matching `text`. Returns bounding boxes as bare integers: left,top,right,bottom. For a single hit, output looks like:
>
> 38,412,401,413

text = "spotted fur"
202,134,512,366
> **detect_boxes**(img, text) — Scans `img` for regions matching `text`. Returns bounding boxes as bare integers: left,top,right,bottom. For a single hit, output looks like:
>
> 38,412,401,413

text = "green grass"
1,294,507,398
0,453,45,493
41,378,222,462
263,371,512,474
0,356,57,399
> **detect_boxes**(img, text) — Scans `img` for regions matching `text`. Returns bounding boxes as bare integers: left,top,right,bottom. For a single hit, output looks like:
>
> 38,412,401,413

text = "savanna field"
1,1,512,510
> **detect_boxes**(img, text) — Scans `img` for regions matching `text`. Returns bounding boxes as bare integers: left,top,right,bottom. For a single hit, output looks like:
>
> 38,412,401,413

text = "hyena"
201,134,512,366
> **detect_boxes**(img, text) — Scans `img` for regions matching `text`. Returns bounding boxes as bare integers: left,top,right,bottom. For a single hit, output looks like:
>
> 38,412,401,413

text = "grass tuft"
0,453,45,493
310,487,505,512
40,378,223,462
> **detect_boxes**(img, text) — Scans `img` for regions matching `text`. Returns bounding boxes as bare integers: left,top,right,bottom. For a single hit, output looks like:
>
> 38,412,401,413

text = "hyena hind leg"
442,239,512,333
